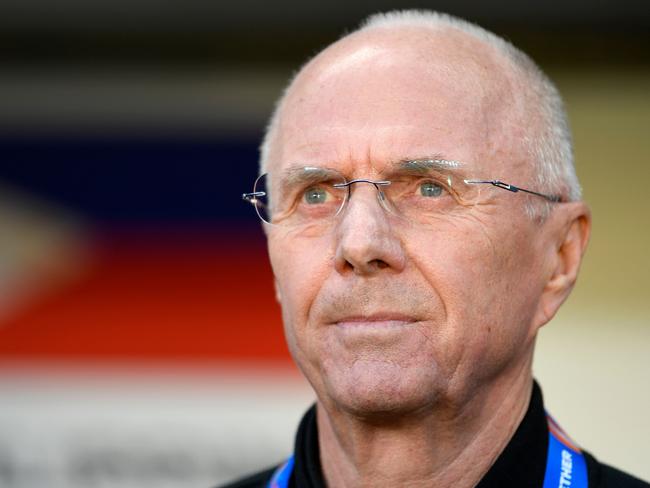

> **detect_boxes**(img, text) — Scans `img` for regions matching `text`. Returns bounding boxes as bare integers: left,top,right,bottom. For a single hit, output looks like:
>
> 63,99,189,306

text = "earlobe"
535,202,591,327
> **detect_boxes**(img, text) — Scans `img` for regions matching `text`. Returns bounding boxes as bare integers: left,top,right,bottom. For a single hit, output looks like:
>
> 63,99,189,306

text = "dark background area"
1,0,648,226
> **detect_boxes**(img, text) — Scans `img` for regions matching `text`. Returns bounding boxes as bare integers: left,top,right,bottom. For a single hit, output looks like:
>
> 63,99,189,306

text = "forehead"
268,27,530,179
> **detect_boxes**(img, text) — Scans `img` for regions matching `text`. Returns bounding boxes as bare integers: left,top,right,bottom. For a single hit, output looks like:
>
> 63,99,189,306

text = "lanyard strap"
543,414,588,488
268,456,294,488
268,415,588,488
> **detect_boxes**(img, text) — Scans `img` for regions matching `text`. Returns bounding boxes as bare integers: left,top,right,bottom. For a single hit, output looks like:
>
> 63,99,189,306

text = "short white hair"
259,9,582,215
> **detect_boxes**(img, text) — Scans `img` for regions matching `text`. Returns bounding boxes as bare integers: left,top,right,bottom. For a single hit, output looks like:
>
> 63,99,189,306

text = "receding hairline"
263,12,534,166
260,9,581,207
262,18,523,166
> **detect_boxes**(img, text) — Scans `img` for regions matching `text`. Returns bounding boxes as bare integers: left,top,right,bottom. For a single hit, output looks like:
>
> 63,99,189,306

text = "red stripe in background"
0,228,292,364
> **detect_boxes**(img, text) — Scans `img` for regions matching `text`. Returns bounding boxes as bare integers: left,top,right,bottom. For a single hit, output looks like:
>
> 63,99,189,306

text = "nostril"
343,258,389,274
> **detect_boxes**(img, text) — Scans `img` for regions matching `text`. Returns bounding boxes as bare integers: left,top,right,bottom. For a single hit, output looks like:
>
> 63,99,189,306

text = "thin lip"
331,314,418,325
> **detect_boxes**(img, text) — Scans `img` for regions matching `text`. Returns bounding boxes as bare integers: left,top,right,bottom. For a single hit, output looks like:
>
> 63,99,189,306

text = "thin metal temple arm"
242,191,266,201
464,180,561,203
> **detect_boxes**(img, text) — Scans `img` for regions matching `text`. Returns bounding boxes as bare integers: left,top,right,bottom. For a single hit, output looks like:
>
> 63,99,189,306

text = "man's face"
265,29,551,416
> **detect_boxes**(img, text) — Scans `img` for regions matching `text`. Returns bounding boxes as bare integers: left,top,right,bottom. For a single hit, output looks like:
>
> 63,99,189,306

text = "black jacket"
219,383,648,487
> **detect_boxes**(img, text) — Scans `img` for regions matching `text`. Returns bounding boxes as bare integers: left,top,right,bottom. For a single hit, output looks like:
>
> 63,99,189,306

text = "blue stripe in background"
0,136,262,225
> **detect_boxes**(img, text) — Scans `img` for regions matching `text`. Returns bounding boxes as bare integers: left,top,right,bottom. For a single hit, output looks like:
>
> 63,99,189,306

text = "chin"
319,358,441,419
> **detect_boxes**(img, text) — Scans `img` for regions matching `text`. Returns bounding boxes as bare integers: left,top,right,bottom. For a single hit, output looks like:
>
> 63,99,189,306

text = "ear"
533,202,591,328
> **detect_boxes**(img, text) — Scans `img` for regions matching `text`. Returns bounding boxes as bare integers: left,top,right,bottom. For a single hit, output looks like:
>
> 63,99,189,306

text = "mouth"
333,314,417,328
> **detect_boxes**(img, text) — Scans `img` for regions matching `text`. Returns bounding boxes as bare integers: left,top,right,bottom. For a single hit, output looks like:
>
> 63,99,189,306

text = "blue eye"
420,181,443,197
304,186,328,204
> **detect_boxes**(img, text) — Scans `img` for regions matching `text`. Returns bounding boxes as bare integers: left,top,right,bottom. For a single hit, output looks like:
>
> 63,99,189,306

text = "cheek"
406,221,496,317
424,214,538,306
404,217,539,378
268,233,333,332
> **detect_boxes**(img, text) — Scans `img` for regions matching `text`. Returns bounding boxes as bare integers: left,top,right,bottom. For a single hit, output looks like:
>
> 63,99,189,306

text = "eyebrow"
398,158,465,174
277,158,468,186
280,166,341,189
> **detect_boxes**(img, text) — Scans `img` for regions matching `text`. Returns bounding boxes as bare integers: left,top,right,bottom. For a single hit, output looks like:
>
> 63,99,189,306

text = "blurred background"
0,1,648,486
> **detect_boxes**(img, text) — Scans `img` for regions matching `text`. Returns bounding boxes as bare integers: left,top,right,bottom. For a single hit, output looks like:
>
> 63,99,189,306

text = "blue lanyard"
543,414,588,488
268,455,294,488
268,414,588,488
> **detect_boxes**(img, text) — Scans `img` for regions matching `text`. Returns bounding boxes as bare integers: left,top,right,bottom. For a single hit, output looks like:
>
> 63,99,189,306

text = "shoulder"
214,466,276,488
585,451,650,488
596,464,649,488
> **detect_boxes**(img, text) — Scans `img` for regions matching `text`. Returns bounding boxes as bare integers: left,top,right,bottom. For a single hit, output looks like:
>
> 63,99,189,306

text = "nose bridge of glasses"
335,178,391,211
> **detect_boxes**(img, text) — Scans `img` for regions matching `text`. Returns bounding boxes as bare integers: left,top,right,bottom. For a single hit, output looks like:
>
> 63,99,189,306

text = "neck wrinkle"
316,365,534,488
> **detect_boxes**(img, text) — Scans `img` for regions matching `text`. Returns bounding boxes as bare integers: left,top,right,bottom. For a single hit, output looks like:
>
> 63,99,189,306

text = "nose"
334,182,406,276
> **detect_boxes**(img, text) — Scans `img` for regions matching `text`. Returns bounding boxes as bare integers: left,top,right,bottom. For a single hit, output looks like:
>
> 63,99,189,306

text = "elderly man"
224,10,647,488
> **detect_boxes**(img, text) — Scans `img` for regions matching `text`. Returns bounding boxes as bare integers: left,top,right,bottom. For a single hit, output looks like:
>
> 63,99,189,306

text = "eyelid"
391,172,454,189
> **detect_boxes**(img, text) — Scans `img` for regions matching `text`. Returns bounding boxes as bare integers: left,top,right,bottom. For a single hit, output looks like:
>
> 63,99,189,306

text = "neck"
317,366,534,488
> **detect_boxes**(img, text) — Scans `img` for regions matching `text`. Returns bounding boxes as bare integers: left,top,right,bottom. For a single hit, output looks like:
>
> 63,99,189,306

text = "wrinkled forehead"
276,158,468,184
269,26,532,180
